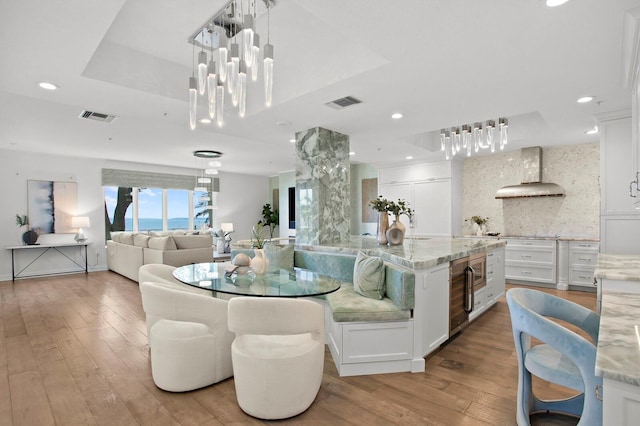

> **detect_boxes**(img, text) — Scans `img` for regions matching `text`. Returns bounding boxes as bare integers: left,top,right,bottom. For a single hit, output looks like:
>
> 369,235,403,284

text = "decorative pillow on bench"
265,243,294,272
353,251,386,300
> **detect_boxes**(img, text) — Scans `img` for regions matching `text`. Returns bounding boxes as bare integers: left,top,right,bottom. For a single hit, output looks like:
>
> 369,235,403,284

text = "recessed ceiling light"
38,81,59,90
406,156,413,160
349,151,355,156
585,127,599,135
391,113,403,119
577,96,594,103
199,118,211,124
276,120,291,126
546,0,570,7
289,138,296,143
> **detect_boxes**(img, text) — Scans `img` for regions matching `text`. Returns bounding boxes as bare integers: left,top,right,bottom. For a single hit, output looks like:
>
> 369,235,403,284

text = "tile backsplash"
462,143,599,238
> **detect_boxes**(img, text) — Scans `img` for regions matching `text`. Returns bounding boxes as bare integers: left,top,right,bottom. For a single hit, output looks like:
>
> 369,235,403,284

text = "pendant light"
189,76,197,130
486,120,496,152
218,29,228,83
228,42,240,104
242,14,255,67
251,33,260,81
499,117,509,150
197,50,208,95
238,59,247,117
264,2,274,107
216,78,225,127
207,59,217,118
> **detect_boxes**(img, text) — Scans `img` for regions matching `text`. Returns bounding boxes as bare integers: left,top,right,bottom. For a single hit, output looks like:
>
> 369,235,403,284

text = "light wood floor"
0,271,597,425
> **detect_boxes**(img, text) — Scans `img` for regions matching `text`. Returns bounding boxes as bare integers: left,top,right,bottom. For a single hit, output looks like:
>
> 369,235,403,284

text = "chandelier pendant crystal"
441,118,510,159
187,0,276,129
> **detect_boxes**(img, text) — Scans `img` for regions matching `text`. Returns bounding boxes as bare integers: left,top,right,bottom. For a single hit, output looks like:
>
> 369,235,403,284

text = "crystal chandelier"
188,0,275,129
440,117,509,160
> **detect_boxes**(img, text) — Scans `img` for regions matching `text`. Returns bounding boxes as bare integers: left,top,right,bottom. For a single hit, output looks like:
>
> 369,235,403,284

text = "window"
167,189,189,230
104,186,133,233
101,168,219,239
138,188,163,231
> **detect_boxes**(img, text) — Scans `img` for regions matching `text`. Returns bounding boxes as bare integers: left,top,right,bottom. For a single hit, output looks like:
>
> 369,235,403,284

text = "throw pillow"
353,251,386,300
264,244,294,272
133,234,150,248
173,234,212,249
148,236,177,250
119,232,134,245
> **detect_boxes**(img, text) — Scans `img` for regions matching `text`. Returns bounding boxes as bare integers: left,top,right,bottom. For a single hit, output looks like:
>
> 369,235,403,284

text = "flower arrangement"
466,215,489,226
387,199,413,218
369,195,390,212
369,196,414,217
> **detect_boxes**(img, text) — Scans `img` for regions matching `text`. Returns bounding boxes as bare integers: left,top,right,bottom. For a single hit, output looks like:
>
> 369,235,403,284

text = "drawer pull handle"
521,255,532,258
521,271,532,275
522,242,532,245
578,275,591,279
578,244,592,247
578,258,591,262
595,385,603,401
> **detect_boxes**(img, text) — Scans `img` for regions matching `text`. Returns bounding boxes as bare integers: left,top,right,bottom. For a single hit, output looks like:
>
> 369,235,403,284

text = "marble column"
295,127,350,245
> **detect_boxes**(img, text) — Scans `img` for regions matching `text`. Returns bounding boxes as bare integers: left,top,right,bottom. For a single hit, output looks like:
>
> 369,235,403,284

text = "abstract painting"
27,180,77,234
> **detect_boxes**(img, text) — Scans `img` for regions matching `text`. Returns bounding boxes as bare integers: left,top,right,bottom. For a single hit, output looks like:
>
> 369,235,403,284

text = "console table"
6,243,89,281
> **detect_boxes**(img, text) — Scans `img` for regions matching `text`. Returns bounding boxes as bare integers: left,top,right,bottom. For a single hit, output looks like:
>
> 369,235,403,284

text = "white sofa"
107,231,214,282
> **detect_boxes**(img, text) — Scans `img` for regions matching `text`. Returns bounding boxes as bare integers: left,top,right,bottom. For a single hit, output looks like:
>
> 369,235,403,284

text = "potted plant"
249,223,270,274
466,216,489,236
369,196,391,245
16,214,38,245
260,203,279,239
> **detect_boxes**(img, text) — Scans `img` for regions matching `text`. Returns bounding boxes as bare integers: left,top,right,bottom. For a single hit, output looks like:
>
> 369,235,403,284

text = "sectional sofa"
107,231,214,282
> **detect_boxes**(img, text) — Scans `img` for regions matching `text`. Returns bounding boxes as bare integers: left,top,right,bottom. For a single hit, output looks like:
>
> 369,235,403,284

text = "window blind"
101,168,220,192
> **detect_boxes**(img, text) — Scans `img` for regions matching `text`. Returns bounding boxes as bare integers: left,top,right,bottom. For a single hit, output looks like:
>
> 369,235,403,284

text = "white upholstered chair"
227,297,325,420
140,281,234,392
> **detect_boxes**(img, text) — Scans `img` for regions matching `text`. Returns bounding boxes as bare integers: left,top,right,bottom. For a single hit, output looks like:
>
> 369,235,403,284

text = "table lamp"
71,216,90,243
221,223,234,234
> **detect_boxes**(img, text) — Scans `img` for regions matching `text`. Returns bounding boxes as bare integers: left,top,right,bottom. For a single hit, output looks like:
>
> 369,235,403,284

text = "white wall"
0,149,268,281
462,143,600,238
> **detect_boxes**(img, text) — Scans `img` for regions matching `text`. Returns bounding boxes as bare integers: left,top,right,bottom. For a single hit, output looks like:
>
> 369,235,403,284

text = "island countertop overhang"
295,236,506,270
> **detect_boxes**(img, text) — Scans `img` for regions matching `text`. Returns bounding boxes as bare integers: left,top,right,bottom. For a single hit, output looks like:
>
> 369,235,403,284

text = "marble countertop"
458,235,599,242
295,236,506,270
594,254,640,282
595,292,640,386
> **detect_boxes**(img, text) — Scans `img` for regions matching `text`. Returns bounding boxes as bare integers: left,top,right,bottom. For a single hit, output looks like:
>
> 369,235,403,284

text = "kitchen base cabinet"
603,376,640,425
470,247,505,321
568,241,599,289
505,239,557,284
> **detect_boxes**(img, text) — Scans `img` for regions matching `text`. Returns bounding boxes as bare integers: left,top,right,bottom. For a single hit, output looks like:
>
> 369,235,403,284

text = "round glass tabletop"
172,262,341,297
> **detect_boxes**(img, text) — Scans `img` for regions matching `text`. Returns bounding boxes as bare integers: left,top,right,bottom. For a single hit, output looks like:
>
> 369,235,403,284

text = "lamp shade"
221,223,234,233
71,216,90,229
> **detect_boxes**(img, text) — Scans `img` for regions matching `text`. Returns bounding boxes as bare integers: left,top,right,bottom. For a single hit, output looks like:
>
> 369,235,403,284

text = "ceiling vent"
79,110,118,123
325,96,362,110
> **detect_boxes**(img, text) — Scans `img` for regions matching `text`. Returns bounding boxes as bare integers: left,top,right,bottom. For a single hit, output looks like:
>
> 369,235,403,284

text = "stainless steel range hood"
495,146,565,199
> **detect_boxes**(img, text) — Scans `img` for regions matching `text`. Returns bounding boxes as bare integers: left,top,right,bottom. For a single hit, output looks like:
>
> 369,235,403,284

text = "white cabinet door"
413,180,452,237
603,378,640,426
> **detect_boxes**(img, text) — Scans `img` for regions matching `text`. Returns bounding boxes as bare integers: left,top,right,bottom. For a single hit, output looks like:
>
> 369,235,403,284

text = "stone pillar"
295,127,350,245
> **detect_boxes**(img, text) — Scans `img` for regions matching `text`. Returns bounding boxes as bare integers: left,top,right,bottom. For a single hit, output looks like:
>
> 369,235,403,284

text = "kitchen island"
295,236,506,375
594,254,640,425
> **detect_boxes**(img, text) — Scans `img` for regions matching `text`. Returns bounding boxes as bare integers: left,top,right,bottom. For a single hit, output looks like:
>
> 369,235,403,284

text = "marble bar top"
458,235,600,242
595,291,640,386
295,236,506,270
594,253,640,282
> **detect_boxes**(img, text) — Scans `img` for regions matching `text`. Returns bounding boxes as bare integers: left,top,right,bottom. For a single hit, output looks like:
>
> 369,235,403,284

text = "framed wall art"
27,180,77,234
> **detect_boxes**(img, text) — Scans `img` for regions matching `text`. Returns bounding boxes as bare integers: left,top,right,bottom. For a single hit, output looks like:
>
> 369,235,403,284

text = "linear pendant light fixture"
188,0,275,129
441,117,508,160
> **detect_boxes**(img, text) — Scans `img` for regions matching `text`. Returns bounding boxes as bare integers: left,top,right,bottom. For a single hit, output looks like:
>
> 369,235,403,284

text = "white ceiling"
0,0,638,176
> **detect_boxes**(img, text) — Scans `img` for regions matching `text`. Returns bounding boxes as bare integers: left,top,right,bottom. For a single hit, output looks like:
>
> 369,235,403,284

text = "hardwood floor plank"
9,370,55,426
0,364,13,426
6,335,37,376
0,273,598,425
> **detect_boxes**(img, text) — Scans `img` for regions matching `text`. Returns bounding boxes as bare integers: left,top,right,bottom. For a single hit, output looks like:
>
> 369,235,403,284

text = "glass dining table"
172,262,341,297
